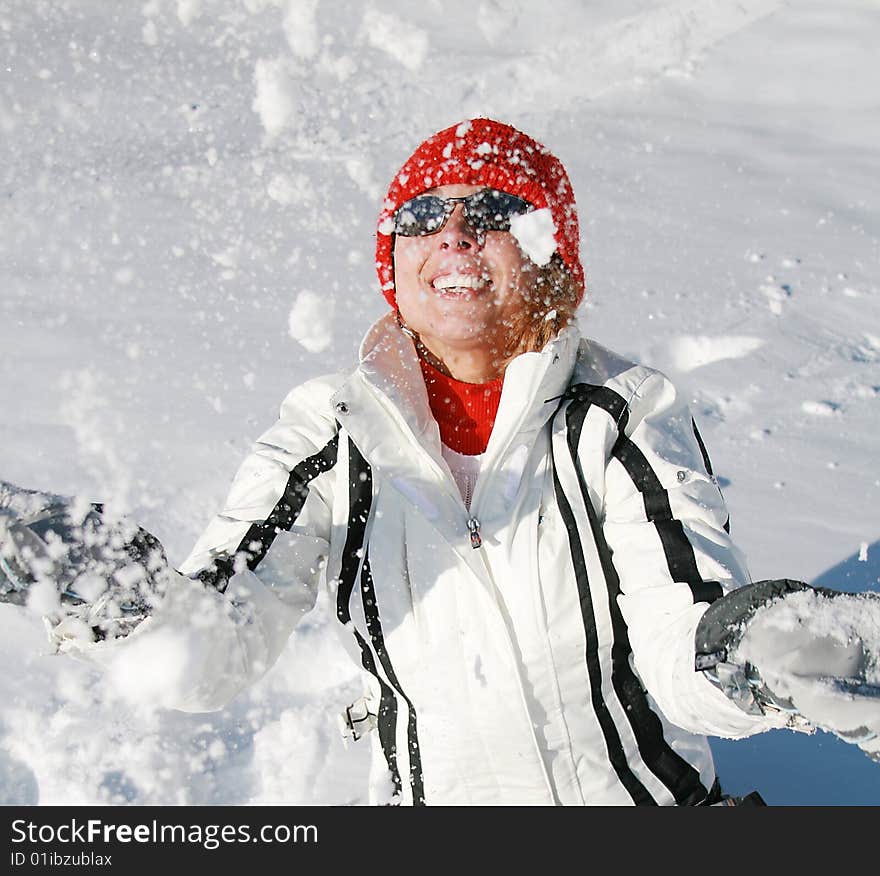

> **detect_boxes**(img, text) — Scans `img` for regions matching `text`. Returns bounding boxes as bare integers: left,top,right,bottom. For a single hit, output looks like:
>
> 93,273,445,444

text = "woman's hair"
504,252,583,357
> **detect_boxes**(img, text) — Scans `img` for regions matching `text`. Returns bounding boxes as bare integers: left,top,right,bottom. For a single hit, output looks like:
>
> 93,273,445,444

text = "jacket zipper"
359,373,558,801
364,380,492,553
466,516,482,549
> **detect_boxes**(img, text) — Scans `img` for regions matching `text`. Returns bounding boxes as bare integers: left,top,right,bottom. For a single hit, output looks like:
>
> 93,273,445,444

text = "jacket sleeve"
68,379,341,713
600,370,788,738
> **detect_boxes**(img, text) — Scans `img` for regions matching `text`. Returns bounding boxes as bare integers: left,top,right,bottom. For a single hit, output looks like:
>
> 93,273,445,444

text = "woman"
2,119,878,805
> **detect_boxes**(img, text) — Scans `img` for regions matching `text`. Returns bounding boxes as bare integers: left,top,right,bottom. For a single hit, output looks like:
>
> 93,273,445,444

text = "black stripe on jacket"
337,438,424,806
551,457,658,805
361,555,425,805
691,418,730,535
566,383,723,606
197,431,340,593
565,388,711,805
335,438,401,798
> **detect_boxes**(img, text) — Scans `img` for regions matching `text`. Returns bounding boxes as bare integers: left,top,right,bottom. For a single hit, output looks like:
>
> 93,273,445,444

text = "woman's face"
393,184,536,362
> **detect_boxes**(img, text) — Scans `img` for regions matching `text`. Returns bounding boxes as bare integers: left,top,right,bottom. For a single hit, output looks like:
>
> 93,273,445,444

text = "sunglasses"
393,188,534,237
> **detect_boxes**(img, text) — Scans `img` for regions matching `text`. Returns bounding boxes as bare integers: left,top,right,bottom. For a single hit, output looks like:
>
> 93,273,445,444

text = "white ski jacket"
110,312,787,805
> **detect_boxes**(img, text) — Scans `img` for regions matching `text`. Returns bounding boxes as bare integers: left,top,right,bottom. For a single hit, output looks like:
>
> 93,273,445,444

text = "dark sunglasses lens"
394,196,448,236
464,190,532,230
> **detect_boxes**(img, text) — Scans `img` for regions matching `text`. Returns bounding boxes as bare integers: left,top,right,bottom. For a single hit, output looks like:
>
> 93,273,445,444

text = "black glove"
0,480,169,641
696,579,880,762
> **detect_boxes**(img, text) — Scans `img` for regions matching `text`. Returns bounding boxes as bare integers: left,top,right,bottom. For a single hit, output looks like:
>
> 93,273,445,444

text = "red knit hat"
375,118,585,308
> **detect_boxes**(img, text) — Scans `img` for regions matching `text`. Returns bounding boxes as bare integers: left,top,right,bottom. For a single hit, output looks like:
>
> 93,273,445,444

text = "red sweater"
419,358,503,455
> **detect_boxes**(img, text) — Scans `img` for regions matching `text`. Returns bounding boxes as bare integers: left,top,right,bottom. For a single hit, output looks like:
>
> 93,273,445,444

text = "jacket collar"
330,312,580,549
333,312,580,465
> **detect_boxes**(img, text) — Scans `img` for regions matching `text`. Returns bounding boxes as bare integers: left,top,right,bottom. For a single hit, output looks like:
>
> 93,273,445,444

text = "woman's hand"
735,587,880,761
696,580,880,761
0,479,168,642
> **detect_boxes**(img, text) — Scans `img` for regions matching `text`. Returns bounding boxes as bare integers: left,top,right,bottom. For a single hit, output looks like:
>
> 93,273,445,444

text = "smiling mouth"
429,273,490,296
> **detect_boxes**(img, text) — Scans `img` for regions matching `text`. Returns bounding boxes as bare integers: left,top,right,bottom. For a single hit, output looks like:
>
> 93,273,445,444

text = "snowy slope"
1,0,878,804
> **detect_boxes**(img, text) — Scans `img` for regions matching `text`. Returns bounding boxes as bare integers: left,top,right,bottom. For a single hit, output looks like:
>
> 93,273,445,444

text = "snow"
288,290,334,353
282,0,320,61
252,58,296,138
176,1,203,27
102,624,195,710
509,208,556,266
801,400,840,418
2,0,879,805
735,590,880,745
362,8,429,72
667,335,764,373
